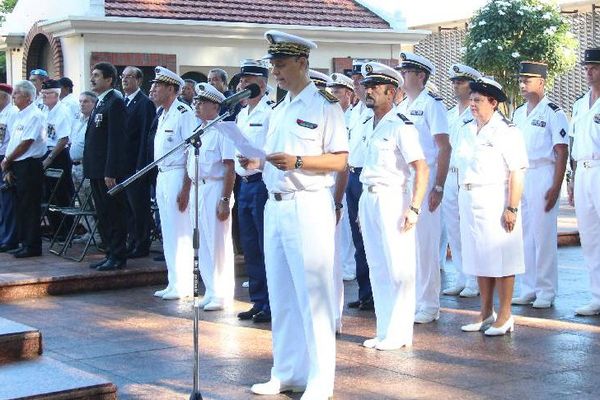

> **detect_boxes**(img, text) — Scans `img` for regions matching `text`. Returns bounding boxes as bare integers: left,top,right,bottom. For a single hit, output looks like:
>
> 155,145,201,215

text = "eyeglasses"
120,74,137,80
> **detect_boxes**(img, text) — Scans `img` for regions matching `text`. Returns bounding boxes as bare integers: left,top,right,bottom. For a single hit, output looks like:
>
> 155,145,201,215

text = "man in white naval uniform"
396,52,451,324
151,66,195,300
187,82,236,311
568,48,600,316
511,61,569,309
248,30,348,400
327,72,357,333
357,62,429,351
234,59,273,323
441,64,481,298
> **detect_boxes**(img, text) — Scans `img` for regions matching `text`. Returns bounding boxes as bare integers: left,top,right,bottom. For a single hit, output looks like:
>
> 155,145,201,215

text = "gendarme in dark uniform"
83,62,129,270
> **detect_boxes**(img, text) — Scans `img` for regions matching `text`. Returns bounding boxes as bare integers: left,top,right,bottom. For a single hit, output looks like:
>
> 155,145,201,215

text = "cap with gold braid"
360,62,403,87
518,61,547,78
309,69,332,88
194,82,226,104
263,30,317,59
396,51,436,75
328,73,354,91
448,63,482,81
152,66,185,88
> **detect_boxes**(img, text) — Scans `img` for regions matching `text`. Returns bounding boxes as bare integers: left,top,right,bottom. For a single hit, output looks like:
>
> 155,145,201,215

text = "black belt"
73,161,81,166
241,173,262,183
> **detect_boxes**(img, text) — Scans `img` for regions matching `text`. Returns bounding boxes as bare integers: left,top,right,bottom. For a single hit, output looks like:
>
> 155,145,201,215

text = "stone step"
0,318,42,363
0,358,116,400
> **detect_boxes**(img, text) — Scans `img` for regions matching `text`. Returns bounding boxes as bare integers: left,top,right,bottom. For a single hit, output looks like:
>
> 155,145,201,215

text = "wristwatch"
409,205,420,215
506,206,518,214
220,196,230,203
433,185,443,193
335,202,343,210
294,156,303,169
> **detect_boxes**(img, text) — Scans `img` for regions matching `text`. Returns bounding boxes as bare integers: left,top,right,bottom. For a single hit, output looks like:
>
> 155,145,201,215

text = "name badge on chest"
0,123,6,143
296,119,318,129
410,110,424,116
531,119,546,128
594,114,600,124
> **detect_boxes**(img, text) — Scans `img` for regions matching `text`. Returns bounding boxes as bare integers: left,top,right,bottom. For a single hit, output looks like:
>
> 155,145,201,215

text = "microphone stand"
108,110,231,400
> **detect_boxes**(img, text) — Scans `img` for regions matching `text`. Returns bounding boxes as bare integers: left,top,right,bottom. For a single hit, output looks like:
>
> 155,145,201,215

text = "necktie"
125,97,130,107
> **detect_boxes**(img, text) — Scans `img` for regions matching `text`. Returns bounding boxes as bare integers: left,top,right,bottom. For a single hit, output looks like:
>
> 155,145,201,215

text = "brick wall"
90,52,177,72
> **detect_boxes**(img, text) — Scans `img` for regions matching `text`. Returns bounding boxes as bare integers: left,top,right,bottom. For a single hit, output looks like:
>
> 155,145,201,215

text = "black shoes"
0,243,19,253
96,258,127,271
13,247,42,258
348,296,375,311
252,310,271,323
7,245,24,255
127,248,150,259
238,306,261,320
89,257,109,269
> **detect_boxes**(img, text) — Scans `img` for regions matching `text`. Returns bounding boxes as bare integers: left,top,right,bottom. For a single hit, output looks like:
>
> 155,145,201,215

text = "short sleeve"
322,102,349,154
397,124,425,164
221,136,236,160
427,99,449,136
500,126,529,171
55,109,72,140
21,113,44,142
549,108,569,146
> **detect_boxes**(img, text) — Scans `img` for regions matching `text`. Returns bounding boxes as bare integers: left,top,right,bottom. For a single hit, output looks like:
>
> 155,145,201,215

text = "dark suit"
123,90,156,254
83,89,129,261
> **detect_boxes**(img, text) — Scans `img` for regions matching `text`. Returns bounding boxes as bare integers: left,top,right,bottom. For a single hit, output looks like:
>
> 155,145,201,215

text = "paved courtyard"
1,246,600,399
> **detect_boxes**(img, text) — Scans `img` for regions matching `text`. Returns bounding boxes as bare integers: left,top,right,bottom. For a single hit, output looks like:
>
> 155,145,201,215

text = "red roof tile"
104,0,391,29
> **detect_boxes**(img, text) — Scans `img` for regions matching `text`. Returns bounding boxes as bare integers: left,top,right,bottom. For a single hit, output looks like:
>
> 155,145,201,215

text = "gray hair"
14,80,36,100
184,78,197,86
80,90,98,101
209,68,228,83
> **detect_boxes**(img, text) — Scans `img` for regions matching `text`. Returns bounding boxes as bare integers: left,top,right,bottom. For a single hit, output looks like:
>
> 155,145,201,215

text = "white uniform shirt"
262,82,348,193
34,94,47,113
154,99,196,169
447,104,473,168
44,101,71,148
0,104,18,156
347,105,373,168
5,102,47,160
569,90,600,161
234,95,272,176
360,109,425,187
397,89,449,165
61,93,81,121
69,114,89,162
186,121,236,180
513,96,569,163
454,112,528,186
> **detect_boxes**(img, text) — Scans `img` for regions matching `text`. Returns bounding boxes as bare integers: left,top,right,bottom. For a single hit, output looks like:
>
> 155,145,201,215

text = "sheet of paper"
217,121,266,159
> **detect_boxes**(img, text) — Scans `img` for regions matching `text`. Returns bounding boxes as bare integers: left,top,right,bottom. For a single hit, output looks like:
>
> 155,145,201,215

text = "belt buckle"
368,185,376,193
583,161,590,168
464,183,472,191
274,193,282,201
242,176,249,183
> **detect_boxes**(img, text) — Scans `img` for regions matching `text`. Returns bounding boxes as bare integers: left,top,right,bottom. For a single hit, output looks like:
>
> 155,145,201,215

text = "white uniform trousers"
333,194,355,331
442,169,477,290
191,179,234,304
574,164,600,304
156,169,194,295
519,164,559,301
359,186,416,345
415,165,442,313
264,190,336,398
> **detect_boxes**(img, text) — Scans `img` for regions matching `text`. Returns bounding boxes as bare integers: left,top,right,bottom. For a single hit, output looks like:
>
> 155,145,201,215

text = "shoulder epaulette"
397,113,414,125
427,91,443,101
515,103,525,111
319,89,339,104
547,102,561,112
575,92,585,101
177,104,188,114
362,116,373,124
502,116,515,127
266,100,274,106
463,118,473,125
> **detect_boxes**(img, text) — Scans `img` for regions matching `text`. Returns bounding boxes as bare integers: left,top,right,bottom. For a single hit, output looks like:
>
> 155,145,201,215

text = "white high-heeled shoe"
461,312,497,332
484,316,515,336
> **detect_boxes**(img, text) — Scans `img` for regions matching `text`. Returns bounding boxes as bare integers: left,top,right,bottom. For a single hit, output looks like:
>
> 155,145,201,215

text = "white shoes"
203,301,224,311
532,299,553,309
375,339,410,351
153,287,171,297
575,302,600,316
342,273,356,281
362,337,379,348
484,316,515,336
459,287,480,298
511,295,535,305
442,285,464,296
251,380,305,395
414,309,440,324
461,312,497,332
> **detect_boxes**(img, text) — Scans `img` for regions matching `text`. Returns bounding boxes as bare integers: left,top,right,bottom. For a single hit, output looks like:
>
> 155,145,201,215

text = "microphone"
222,83,261,108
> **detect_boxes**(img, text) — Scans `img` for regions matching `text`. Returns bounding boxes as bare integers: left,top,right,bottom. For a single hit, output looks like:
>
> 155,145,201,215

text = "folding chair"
40,168,64,230
49,178,99,262
48,177,89,254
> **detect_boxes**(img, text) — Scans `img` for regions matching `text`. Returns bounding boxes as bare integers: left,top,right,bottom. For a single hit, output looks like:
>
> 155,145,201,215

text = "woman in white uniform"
454,78,528,336
187,83,236,311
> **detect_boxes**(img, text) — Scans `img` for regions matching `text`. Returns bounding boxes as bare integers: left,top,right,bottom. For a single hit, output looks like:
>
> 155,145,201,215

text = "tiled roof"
104,0,392,29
